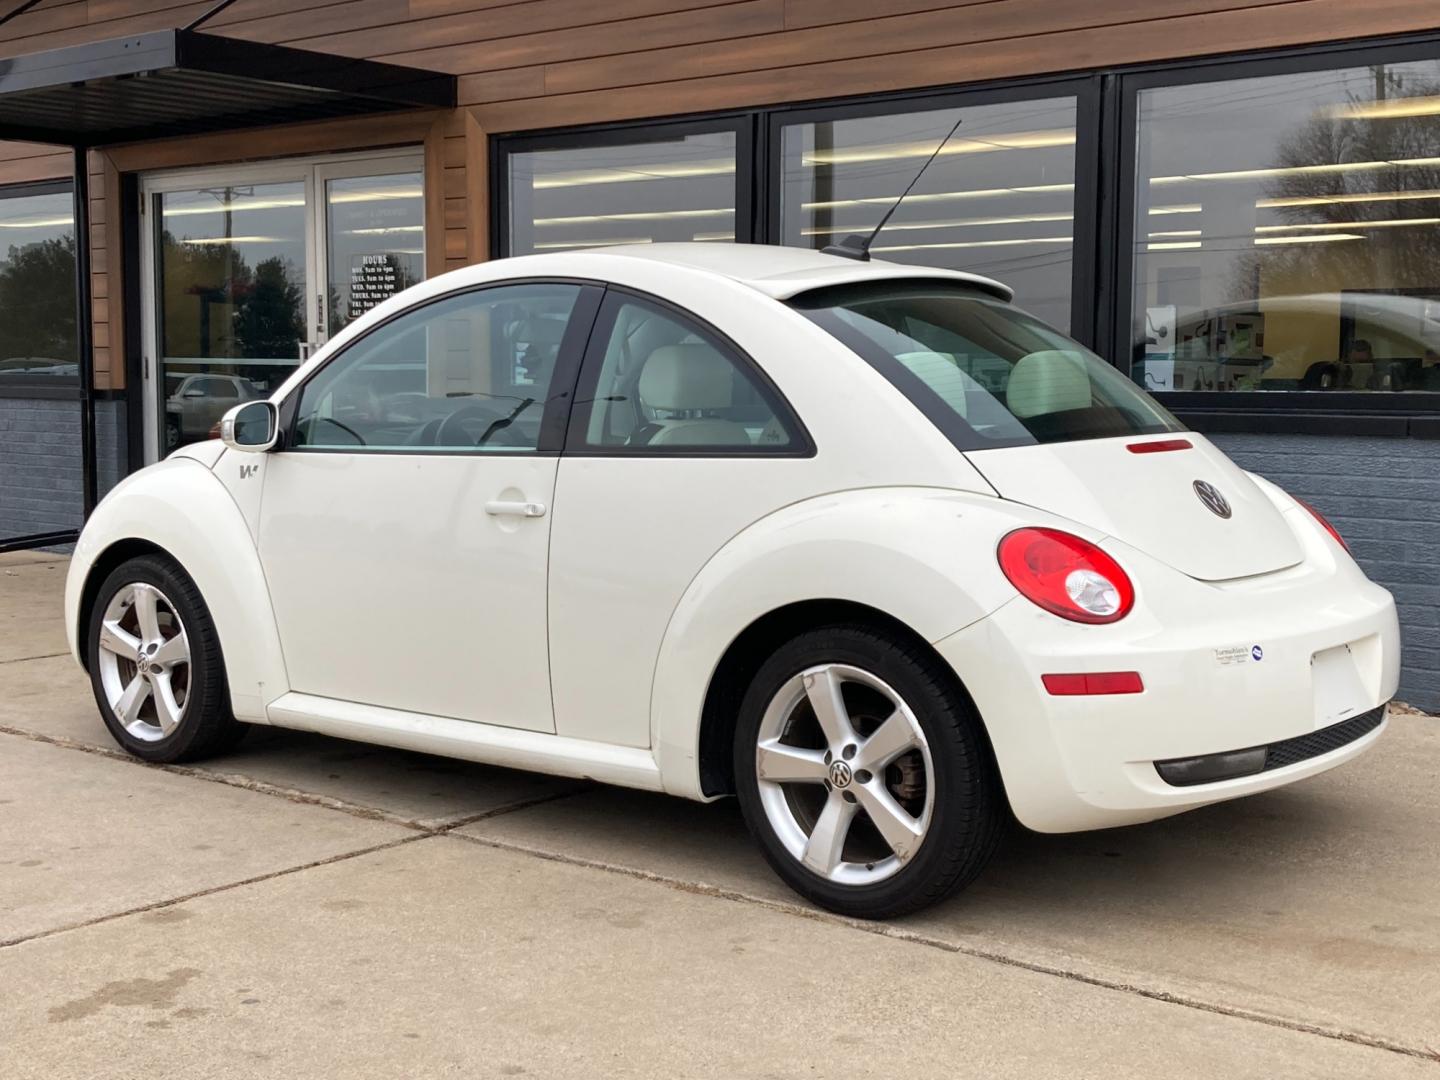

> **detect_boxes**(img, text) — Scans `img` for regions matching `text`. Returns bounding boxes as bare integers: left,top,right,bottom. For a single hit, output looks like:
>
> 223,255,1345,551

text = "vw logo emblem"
828,761,853,789
1193,480,1232,519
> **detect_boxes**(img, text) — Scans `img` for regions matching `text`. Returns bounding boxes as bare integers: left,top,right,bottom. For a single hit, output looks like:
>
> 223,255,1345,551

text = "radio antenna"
823,113,964,262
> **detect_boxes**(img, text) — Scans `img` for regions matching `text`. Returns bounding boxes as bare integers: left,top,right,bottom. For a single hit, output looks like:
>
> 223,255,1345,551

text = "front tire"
86,554,244,763
734,625,1003,919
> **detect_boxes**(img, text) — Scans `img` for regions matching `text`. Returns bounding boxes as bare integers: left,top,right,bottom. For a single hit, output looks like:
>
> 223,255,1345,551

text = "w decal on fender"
239,464,259,480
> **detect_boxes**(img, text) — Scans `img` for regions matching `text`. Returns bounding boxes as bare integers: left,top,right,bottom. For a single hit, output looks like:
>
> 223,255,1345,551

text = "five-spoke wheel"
735,625,1002,919
96,582,192,741
86,554,243,763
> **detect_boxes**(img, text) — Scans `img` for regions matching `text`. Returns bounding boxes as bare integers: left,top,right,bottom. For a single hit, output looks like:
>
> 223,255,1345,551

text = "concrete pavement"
2,550,1438,1076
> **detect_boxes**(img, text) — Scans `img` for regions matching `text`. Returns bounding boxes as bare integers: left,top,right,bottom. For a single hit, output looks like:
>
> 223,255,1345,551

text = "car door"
257,280,601,732
546,289,813,749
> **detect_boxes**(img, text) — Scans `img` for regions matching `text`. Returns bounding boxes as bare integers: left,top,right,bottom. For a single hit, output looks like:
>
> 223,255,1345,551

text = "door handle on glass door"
484,500,547,518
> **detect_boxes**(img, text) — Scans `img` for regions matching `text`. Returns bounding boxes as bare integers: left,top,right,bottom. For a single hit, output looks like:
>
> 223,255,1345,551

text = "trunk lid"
965,433,1304,582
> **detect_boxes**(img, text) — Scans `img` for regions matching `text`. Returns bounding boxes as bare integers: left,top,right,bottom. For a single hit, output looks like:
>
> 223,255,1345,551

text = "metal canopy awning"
0,6,456,549
0,27,456,147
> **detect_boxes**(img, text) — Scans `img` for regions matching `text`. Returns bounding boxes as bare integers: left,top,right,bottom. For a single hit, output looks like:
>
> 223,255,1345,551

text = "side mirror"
220,400,279,453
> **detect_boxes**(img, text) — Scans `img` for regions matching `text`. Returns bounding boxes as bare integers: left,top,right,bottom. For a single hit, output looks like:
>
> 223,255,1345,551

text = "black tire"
733,624,1003,919
86,554,245,763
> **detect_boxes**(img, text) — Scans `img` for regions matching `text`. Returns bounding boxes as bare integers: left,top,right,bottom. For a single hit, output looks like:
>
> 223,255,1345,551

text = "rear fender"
649,487,1041,799
65,458,287,722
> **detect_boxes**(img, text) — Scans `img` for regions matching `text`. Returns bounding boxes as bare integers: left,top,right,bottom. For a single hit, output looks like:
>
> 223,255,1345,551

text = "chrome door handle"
484,499,547,518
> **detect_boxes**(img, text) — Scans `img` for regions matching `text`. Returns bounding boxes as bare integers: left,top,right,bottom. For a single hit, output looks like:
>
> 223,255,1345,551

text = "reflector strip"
1042,672,1145,695
1126,439,1193,454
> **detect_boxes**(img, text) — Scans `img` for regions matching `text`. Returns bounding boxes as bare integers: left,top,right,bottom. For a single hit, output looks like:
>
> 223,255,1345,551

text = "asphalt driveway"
1,549,1437,1078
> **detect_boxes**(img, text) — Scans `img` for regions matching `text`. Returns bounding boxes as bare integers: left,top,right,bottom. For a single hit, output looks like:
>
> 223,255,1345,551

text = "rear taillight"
997,527,1135,624
1296,499,1349,553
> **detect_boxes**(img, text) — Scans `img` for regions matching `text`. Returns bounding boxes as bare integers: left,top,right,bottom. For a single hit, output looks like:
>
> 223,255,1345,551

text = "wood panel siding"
4,0,1440,409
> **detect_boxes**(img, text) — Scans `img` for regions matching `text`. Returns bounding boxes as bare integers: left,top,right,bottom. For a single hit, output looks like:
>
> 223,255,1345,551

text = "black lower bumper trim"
1155,704,1388,787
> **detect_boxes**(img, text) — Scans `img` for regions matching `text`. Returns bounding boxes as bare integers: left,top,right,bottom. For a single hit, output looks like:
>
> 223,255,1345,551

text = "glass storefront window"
1132,61,1440,394
0,187,76,387
507,129,738,254
326,171,425,335
155,181,307,450
779,97,1078,332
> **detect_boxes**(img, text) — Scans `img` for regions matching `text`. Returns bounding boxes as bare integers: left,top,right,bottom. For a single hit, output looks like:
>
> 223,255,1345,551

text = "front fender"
649,487,1053,799
64,457,288,723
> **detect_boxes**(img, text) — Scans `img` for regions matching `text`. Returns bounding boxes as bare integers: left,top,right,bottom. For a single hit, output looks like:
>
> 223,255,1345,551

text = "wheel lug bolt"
854,770,872,784
842,791,857,804
842,744,856,760
823,750,832,765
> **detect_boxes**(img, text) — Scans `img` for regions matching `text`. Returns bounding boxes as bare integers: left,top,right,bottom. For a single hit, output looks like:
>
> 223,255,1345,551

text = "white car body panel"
64,243,1401,836
966,433,1304,581
65,456,288,723
257,452,559,732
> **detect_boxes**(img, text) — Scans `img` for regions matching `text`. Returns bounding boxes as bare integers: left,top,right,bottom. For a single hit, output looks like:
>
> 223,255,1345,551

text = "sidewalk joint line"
0,835,432,951
447,831,1440,1065
0,651,68,665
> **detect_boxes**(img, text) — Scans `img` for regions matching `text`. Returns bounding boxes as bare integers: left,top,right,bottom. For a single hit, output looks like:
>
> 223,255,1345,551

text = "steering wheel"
434,402,531,448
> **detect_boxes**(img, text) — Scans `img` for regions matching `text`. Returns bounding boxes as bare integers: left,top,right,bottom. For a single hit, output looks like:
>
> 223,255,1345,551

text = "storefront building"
1,1,1438,709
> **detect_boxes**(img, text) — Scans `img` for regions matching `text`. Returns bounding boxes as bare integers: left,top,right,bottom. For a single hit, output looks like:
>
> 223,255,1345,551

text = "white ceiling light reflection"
533,207,734,226
177,235,287,245
1146,241,1202,251
872,236,1073,253
0,214,74,229
531,161,733,190
1252,233,1363,245
1329,94,1440,120
803,129,1075,166
802,211,1073,236
1255,217,1440,232
1152,157,1440,185
344,225,426,235
1258,188,1440,209
801,183,1074,212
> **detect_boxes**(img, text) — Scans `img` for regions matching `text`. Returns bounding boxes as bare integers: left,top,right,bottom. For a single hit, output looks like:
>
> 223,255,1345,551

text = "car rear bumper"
934,536,1401,833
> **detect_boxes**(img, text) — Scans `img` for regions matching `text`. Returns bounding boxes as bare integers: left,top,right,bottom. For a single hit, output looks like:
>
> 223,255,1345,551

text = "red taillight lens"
1296,498,1349,553
997,527,1135,624
1042,672,1145,695
1126,438,1193,454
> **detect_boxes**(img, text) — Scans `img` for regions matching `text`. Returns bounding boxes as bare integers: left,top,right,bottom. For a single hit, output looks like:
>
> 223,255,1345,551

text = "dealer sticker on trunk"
1215,644,1264,666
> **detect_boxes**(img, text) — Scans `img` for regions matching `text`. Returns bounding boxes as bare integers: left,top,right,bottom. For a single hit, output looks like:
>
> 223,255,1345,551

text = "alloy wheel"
754,663,935,886
96,582,192,742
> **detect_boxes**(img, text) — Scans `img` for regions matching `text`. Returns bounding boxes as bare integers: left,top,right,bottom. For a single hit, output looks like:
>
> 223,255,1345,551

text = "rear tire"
86,554,245,763
733,624,1002,919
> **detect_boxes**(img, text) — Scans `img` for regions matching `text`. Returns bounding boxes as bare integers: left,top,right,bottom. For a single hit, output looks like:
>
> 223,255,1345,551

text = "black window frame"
762,74,1102,345
491,113,757,259
489,30,1440,439
1112,34,1440,431
563,285,815,459
0,177,81,400
277,277,604,456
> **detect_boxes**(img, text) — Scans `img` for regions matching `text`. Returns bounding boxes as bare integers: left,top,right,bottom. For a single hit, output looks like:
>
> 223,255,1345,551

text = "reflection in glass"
780,98,1078,331
155,182,305,450
508,131,737,254
1132,61,1440,394
327,172,424,334
0,189,76,384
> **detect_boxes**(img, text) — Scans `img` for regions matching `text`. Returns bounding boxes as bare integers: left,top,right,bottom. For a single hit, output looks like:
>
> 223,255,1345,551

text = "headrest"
639,344,734,411
1006,350,1092,419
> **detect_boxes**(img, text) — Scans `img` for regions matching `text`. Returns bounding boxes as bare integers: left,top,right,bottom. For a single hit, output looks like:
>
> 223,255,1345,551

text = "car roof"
567,242,1014,303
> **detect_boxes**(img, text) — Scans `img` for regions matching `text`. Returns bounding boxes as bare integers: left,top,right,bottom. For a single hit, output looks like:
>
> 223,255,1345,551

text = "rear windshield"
790,282,1184,449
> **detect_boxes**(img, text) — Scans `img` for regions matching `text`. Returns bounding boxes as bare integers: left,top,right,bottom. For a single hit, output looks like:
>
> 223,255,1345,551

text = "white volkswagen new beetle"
65,244,1399,918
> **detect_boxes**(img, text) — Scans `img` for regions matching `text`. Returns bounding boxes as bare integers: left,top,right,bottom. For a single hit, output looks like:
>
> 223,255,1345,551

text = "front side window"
794,282,1183,448
507,129,739,255
570,295,799,452
779,96,1079,332
1132,59,1440,395
293,283,582,452
0,186,77,387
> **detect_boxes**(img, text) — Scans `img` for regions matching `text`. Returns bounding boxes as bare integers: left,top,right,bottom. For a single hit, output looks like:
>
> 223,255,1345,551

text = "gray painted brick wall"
1212,433,1440,713
0,397,125,540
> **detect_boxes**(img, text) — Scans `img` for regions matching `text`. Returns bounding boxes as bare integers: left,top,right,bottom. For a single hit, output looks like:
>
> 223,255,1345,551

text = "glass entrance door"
141,152,423,459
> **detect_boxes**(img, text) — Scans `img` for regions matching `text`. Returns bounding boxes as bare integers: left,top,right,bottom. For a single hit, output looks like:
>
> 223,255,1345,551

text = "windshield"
791,282,1184,449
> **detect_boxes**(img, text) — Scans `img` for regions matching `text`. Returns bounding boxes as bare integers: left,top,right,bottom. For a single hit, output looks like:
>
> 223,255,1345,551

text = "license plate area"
1311,642,1372,728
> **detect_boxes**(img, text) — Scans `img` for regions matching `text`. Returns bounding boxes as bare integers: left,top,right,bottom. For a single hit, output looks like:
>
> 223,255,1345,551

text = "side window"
572,295,799,452
293,283,582,452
